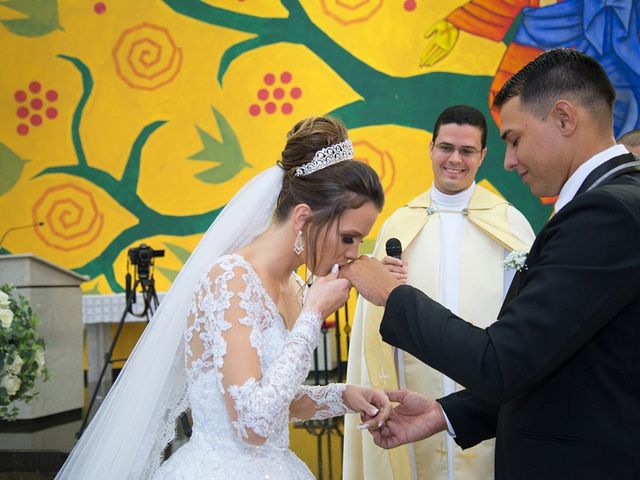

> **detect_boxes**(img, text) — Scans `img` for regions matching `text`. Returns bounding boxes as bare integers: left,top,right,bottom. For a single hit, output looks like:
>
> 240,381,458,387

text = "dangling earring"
294,230,304,255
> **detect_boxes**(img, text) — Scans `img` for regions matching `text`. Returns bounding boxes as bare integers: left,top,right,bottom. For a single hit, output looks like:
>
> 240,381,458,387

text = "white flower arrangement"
0,284,49,420
503,250,528,272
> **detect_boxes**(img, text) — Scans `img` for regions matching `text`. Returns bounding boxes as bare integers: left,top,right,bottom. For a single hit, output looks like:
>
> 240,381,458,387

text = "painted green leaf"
0,143,29,195
189,107,251,184
163,242,192,264
156,266,179,283
155,243,193,282
0,0,62,37
83,283,101,295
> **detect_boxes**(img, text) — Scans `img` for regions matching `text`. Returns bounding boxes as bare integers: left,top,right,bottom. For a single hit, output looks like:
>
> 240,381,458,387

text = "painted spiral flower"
32,183,104,251
112,22,182,90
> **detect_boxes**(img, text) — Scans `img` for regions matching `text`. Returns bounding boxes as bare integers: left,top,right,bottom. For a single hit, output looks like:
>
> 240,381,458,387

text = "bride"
56,116,391,479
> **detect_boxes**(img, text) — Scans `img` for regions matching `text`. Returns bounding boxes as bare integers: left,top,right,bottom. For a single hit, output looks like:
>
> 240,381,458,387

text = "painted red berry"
249,104,261,116
280,72,292,84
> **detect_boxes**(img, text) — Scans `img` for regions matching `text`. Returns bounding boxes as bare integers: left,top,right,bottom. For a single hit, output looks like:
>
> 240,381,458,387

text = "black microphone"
0,222,44,250
385,237,402,259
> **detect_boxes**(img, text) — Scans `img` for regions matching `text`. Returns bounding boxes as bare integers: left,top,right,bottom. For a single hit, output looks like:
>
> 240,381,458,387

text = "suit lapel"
575,153,640,195
499,153,640,317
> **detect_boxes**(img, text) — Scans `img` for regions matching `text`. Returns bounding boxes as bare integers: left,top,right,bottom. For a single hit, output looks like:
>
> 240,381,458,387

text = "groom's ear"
292,203,312,231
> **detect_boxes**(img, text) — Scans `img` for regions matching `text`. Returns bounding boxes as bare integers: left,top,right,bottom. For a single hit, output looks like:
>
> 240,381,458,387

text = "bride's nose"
344,245,359,262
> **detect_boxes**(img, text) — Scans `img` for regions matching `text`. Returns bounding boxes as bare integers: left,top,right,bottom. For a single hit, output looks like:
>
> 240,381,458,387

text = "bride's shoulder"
200,253,258,288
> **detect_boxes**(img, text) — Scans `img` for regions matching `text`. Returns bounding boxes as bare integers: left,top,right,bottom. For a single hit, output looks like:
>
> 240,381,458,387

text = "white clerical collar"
555,144,629,213
431,182,476,209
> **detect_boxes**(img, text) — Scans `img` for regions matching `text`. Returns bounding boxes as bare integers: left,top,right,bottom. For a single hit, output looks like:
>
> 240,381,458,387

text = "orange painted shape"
353,139,396,194
321,0,383,25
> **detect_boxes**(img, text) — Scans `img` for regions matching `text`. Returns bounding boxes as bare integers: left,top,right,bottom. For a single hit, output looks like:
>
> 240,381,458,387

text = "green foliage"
0,0,62,37
156,242,193,282
0,143,29,196
189,107,251,184
163,242,192,264
0,284,49,420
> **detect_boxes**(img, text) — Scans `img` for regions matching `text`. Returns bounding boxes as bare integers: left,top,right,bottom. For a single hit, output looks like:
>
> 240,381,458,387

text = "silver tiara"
294,139,354,177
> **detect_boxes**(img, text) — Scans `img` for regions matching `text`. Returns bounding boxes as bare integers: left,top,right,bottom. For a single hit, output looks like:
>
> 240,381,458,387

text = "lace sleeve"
225,309,321,443
291,383,355,422
187,258,323,445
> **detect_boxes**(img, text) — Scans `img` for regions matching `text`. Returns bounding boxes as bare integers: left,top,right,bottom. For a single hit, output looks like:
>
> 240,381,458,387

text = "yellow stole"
362,185,530,479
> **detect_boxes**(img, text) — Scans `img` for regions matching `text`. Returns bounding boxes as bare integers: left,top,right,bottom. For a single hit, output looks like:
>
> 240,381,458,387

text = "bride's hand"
343,384,392,430
304,265,351,318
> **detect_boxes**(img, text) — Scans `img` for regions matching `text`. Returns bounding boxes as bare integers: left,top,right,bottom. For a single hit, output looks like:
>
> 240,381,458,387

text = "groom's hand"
371,390,447,449
339,256,401,306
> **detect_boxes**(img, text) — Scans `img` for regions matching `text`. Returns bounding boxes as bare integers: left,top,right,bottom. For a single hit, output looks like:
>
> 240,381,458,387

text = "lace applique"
184,261,235,394
182,254,323,444
290,383,354,422
227,309,322,440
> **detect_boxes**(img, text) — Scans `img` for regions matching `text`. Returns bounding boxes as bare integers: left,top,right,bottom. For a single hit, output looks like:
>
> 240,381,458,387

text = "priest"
343,105,535,480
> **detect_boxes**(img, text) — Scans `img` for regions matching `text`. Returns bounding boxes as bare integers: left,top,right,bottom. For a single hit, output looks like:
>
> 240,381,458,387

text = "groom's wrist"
435,399,456,437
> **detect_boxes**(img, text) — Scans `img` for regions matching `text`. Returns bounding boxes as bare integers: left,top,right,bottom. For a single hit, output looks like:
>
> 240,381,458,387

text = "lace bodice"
152,254,351,479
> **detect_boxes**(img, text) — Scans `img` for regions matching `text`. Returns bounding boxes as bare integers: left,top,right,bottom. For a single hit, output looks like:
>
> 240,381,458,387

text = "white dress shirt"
555,144,629,213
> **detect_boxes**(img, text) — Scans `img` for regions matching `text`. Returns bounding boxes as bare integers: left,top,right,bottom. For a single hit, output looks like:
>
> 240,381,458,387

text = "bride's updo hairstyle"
275,116,384,271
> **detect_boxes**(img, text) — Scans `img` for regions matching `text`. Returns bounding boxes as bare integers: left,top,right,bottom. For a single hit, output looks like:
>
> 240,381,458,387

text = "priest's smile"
430,122,486,195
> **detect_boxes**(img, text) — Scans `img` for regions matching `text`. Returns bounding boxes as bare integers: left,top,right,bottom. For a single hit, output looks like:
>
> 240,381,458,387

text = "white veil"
56,166,285,479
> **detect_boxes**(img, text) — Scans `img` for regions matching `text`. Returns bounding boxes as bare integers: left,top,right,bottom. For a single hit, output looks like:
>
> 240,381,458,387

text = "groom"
341,48,640,479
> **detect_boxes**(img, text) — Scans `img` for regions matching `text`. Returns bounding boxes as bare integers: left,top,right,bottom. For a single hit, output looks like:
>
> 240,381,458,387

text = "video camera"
128,243,164,279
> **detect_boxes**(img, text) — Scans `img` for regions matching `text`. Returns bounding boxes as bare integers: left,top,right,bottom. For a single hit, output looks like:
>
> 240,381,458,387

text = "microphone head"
385,237,402,259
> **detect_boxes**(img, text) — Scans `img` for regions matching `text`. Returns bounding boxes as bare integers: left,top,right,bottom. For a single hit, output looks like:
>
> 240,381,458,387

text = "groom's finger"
385,390,408,403
355,395,392,430
354,397,381,430
368,403,392,430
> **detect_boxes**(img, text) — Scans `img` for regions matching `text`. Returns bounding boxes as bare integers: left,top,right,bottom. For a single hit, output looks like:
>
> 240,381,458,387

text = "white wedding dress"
153,254,350,479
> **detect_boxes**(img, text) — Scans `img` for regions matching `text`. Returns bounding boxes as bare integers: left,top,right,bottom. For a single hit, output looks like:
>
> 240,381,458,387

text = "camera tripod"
76,259,161,438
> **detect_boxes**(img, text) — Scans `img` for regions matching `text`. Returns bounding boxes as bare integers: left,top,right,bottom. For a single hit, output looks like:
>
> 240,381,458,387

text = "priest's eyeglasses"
433,143,482,159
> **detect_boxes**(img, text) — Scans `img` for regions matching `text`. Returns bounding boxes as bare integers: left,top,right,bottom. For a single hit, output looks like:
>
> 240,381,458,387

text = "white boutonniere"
503,250,528,272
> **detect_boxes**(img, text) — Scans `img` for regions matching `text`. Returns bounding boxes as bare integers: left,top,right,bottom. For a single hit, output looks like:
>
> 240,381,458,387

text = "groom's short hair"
493,48,616,122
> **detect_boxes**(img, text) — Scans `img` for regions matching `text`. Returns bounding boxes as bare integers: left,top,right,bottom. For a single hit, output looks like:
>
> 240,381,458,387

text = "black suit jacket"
380,165,640,479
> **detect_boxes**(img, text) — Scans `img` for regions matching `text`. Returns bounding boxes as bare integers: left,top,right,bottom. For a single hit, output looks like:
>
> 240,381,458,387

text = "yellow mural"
0,1,501,293
3,0,638,295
